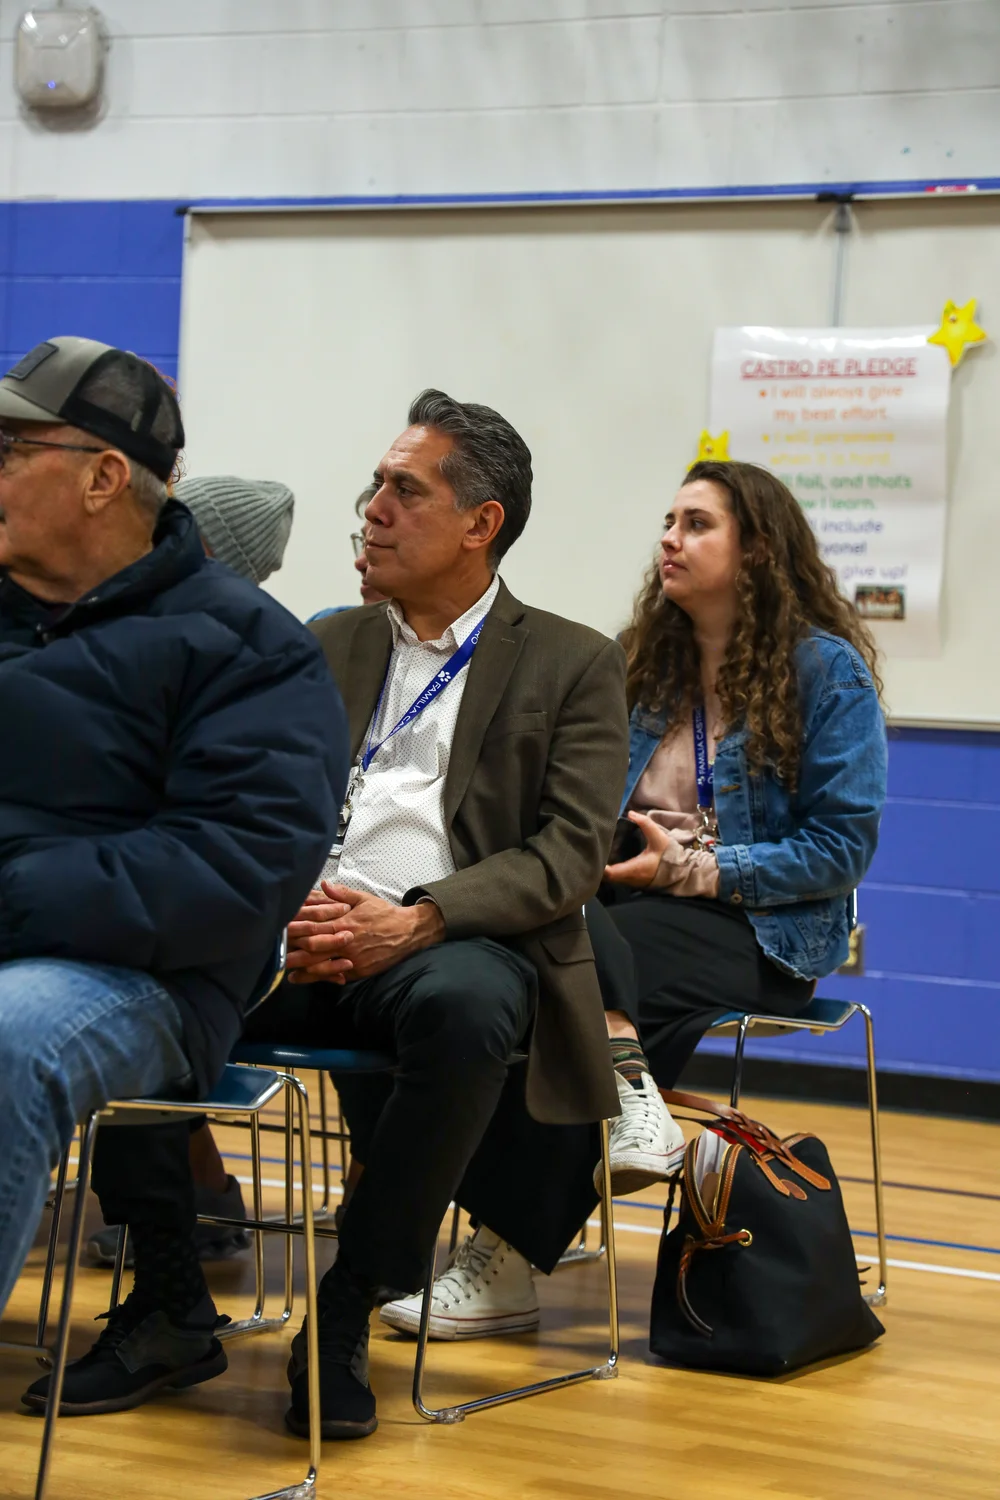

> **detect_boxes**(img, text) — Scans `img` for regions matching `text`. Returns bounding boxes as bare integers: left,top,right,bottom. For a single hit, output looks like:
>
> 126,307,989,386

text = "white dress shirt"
321,575,500,904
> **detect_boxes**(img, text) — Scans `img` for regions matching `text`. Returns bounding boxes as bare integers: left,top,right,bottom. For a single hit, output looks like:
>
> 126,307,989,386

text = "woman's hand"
604,811,682,888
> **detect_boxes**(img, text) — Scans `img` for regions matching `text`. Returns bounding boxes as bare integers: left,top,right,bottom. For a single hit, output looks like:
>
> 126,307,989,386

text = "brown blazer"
309,578,629,1125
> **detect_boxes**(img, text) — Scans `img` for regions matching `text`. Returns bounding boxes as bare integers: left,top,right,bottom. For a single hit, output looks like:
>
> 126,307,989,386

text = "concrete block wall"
0,1,995,199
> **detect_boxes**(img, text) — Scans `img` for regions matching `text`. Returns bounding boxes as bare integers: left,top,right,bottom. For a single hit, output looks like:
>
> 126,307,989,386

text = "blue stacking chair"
704,894,888,1305
5,937,326,1500
231,1040,622,1426
11,1063,322,1500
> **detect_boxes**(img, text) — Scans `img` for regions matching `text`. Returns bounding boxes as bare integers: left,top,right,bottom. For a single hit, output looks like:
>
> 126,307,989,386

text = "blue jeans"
0,958,192,1318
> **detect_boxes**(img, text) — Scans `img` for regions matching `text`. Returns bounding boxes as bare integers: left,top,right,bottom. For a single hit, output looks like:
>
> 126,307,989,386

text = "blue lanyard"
692,704,714,812
361,613,488,774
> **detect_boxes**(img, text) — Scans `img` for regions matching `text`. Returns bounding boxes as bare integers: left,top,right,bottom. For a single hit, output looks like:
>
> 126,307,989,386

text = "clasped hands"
286,881,445,985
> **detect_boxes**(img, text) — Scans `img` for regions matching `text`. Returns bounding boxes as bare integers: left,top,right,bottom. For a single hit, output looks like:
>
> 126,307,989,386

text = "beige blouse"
627,719,722,898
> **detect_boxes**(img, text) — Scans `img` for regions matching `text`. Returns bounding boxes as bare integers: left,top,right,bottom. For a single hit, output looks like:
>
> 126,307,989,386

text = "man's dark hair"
407,389,532,563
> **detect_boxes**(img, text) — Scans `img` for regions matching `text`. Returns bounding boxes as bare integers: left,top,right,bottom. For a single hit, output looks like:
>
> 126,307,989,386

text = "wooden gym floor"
1,1088,998,1500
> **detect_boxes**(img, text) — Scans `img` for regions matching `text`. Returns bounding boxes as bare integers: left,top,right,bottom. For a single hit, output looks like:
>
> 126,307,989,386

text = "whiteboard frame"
177,175,1000,216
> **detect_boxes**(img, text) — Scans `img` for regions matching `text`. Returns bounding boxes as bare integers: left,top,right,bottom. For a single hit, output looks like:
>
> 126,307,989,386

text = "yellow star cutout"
696,430,729,461
928,298,987,367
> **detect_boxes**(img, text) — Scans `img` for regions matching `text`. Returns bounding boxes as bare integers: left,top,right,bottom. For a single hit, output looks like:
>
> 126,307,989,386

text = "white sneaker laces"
613,1079,668,1153
432,1235,499,1307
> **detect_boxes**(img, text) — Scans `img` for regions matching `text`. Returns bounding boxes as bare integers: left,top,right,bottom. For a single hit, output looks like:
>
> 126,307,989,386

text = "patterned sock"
128,1223,212,1324
609,1037,650,1091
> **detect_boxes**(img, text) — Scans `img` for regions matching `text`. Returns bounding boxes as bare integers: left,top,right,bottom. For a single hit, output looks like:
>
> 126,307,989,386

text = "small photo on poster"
855,585,906,621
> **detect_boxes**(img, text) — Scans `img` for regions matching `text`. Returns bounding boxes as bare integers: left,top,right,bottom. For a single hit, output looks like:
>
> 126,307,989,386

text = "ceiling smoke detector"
16,8,106,110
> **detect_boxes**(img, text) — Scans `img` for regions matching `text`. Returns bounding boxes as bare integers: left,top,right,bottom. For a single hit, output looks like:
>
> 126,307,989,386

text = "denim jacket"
621,630,887,980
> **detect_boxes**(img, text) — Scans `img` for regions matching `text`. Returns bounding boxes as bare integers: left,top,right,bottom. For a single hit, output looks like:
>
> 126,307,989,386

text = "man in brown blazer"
246,389,628,1441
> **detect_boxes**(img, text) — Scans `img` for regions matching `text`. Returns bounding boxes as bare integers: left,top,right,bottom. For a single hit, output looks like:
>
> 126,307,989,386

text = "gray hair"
59,418,168,521
127,458,169,520
407,389,532,564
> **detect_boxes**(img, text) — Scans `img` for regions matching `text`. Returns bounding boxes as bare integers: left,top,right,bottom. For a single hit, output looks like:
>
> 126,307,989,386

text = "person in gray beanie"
176,475,295,584
85,473,297,1272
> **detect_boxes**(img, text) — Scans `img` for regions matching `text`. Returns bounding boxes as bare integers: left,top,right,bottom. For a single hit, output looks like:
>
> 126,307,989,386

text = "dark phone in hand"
608,816,646,864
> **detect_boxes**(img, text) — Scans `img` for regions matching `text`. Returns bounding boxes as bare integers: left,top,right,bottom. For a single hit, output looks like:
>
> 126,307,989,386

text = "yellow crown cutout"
696,430,730,461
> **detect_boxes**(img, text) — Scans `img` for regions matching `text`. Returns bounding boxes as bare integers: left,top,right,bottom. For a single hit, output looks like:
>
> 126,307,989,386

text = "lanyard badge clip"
692,704,720,850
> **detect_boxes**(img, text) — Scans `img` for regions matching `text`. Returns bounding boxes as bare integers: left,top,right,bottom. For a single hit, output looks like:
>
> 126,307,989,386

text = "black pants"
587,891,814,1087
95,938,599,1292
92,1121,198,1238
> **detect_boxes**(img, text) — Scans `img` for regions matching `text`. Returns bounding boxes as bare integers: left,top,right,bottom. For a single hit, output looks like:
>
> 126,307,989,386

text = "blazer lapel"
341,607,393,761
444,580,526,826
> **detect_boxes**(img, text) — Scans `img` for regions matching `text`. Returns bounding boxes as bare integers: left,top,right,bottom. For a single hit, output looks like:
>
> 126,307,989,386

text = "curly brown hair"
620,460,883,789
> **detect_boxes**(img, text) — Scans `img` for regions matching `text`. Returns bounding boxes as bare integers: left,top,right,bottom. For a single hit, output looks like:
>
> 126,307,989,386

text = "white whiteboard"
179,199,1000,726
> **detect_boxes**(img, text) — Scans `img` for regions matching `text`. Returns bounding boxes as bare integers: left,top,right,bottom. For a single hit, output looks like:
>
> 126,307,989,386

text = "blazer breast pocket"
483,710,549,742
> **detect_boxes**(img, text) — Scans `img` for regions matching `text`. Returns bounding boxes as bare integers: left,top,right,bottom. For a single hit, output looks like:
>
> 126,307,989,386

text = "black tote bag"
650,1092,885,1376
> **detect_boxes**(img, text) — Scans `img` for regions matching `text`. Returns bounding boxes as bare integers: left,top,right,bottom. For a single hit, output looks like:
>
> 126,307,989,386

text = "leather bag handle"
659,1087,745,1121
660,1089,831,1191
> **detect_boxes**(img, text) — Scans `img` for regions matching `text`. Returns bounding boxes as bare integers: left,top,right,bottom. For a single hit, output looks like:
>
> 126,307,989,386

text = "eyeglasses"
0,430,104,468
350,531,366,560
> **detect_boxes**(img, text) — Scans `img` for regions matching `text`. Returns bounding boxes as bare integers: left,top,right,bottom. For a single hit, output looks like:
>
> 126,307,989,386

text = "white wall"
0,0,996,200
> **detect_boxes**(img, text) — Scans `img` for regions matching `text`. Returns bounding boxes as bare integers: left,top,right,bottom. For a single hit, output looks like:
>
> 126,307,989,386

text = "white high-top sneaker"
597,1069,686,1195
379,1226,539,1340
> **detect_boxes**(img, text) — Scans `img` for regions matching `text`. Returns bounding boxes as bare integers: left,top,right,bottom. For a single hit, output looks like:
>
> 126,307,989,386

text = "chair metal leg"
412,1115,620,1423
335,1081,349,1187
282,1084,296,1318
557,1172,607,1269
596,1116,620,1377
447,1202,462,1255
294,1078,321,1489
730,1015,751,1107
219,1106,290,1341
108,1226,130,1313
35,1145,72,1355
858,1003,888,1306
315,1071,334,1220
34,1110,100,1500
557,1222,595,1266
247,1074,320,1500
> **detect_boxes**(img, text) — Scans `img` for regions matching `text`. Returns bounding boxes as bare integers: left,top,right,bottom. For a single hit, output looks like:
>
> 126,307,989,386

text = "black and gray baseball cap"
0,336,184,481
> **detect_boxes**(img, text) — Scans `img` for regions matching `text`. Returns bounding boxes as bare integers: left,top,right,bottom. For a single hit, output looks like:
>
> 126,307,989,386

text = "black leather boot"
21,1290,227,1416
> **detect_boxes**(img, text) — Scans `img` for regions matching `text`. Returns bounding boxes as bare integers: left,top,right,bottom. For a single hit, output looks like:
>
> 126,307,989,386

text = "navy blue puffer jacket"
0,502,347,1094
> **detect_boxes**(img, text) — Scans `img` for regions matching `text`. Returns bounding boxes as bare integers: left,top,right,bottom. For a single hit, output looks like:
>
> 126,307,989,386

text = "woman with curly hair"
593,458,887,1181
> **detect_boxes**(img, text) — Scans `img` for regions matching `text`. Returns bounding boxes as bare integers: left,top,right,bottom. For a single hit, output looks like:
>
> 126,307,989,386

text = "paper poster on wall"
709,327,952,656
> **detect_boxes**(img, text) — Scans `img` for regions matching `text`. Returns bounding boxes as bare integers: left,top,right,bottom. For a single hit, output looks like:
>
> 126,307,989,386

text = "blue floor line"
225,1150,1000,1260
227,1149,343,1172
849,1227,1000,1256
840,1175,1000,1205
614,1196,1000,1256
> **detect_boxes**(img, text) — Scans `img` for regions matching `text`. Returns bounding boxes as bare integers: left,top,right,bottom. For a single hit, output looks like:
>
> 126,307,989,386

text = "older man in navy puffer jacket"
0,339,347,1397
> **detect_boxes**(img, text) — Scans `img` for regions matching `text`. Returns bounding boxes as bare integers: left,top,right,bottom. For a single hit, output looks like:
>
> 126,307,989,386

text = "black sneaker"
85,1176,250,1267
21,1291,228,1416
285,1263,378,1441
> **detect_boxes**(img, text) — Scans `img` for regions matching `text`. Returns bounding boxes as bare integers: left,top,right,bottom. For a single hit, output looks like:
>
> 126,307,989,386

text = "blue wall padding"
702,728,1000,1077
0,200,183,380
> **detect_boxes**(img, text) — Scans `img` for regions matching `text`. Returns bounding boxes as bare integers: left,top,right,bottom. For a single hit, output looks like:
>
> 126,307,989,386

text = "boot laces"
88,1295,151,1361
